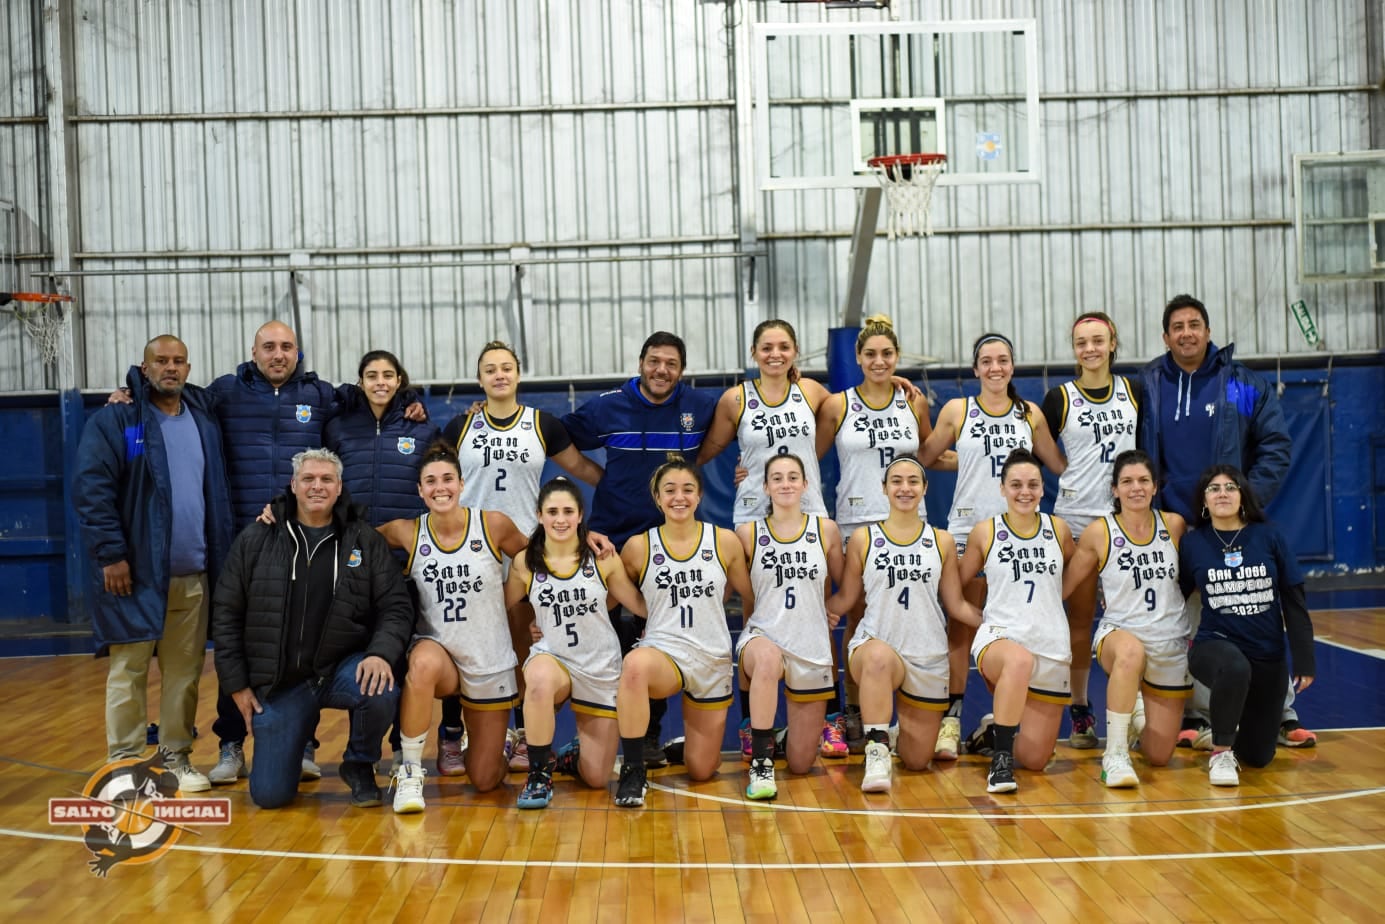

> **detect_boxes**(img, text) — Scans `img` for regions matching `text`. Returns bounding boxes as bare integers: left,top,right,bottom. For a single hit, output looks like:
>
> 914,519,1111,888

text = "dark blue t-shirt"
1180,520,1303,661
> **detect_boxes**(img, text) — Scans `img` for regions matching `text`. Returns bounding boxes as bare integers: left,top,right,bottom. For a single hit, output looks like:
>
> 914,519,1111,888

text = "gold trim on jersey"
476,510,503,563
878,520,926,547
425,509,469,554
762,513,810,544
404,518,422,573
999,512,1045,541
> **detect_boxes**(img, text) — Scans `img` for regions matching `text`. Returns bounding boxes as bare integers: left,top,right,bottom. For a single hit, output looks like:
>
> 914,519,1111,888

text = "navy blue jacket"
1138,343,1292,521
562,377,718,546
74,367,234,654
324,388,441,526
208,361,340,529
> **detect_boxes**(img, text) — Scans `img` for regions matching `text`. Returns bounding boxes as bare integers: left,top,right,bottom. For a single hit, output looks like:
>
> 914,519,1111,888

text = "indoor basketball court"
2,0,1383,920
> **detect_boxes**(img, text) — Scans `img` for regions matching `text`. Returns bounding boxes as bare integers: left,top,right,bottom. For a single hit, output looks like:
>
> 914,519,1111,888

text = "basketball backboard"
1294,151,1385,282
751,19,1041,190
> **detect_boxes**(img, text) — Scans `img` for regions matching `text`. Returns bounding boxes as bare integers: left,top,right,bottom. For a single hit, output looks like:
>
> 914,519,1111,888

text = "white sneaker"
301,743,322,781
1130,693,1146,749
861,741,893,793
745,757,777,801
935,715,961,760
165,753,211,793
1101,750,1139,788
1209,749,1239,786
1192,726,1214,751
392,763,427,814
887,724,900,754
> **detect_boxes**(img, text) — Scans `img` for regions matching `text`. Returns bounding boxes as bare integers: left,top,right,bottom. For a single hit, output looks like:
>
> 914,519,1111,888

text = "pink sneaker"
508,728,530,772
820,713,848,758
739,719,752,763
436,734,466,777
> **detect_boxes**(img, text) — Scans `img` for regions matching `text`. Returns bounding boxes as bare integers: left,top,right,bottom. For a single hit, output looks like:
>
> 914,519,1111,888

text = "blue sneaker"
553,737,581,777
517,764,554,809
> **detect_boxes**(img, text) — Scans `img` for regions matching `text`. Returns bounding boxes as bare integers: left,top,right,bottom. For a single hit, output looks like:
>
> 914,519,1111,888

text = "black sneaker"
614,762,648,807
844,706,866,755
986,751,1018,794
662,736,686,765
339,760,382,808
553,738,581,776
965,713,996,756
643,728,668,768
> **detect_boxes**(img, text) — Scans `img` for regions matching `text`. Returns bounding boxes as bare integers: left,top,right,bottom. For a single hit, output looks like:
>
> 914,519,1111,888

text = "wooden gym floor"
1,606,1383,922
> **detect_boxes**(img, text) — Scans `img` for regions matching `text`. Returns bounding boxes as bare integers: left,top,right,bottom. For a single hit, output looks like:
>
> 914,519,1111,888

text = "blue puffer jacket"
1137,342,1292,520
74,367,235,654
208,361,340,529
324,388,441,526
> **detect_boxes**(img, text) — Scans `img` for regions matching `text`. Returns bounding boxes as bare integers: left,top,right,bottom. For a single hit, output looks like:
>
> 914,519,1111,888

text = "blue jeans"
248,653,400,809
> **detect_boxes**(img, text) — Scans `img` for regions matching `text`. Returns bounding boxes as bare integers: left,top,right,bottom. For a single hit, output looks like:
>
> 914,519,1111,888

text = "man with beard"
75,335,234,791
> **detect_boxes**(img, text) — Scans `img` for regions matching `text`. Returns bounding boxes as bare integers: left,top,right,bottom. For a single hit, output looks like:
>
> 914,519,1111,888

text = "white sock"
1106,710,1131,754
401,732,428,769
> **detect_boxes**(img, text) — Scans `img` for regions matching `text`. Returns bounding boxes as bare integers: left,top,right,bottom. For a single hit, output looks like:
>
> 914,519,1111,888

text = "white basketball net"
11,301,70,366
870,156,947,240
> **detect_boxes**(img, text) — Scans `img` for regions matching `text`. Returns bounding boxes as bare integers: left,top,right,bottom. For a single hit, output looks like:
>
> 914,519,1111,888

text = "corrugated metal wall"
0,0,1376,393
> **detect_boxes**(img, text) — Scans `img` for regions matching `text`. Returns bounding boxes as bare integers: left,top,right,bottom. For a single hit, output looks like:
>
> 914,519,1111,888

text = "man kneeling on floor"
211,448,413,809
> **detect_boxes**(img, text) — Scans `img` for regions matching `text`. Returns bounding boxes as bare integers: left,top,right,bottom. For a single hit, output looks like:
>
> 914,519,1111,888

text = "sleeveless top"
744,515,832,665
857,522,949,661
948,397,1034,537
1054,377,1138,520
733,380,826,524
1096,510,1187,642
456,405,547,534
833,386,922,527
527,557,621,681
978,513,1069,663
638,523,733,662
408,510,514,672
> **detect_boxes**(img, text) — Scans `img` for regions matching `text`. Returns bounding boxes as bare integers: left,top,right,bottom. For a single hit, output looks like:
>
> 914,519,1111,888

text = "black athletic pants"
1188,639,1287,769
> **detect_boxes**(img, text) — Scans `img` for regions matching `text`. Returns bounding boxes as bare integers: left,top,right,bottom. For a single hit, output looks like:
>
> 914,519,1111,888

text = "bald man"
76,335,234,791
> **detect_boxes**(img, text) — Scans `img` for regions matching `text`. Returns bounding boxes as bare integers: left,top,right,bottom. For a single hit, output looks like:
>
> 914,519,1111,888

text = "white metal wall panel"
0,0,1377,391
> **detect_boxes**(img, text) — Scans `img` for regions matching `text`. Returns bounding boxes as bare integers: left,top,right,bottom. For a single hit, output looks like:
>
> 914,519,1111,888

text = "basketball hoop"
866,153,947,240
2,291,74,366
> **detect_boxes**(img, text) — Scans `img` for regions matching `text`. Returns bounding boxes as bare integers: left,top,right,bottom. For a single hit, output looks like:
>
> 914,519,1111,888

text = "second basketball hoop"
866,153,947,240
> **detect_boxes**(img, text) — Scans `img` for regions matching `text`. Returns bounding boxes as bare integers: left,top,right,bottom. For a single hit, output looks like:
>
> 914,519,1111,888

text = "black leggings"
1188,640,1287,769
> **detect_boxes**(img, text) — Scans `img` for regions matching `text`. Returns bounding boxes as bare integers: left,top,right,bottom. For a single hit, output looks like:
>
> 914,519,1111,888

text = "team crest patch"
1113,536,1126,547
1224,549,1243,568
472,419,485,429
1117,393,1129,402
922,536,934,548
701,549,714,561
996,530,1009,541
790,393,803,403
470,540,483,552
419,544,431,556
1073,398,1085,407
1158,530,1170,541
747,399,760,410
582,563,596,578
806,532,817,544
758,534,771,546
968,407,980,418
652,553,665,565
347,549,362,568
1042,529,1054,540
535,573,547,583
295,404,312,423
874,537,886,547
521,420,533,430
851,402,863,412
680,413,694,431
895,400,907,410
397,437,416,455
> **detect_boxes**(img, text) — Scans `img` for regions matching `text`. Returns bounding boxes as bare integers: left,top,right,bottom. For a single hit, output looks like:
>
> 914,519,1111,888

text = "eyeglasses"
1204,483,1241,495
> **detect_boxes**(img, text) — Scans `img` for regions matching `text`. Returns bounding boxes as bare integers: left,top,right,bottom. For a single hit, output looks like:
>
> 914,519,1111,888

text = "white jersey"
1054,377,1138,520
979,513,1069,663
743,515,832,665
456,405,547,534
857,522,949,662
528,558,621,682
638,523,732,662
949,397,1034,537
833,387,922,527
1097,511,1187,642
408,511,514,673
733,380,826,524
